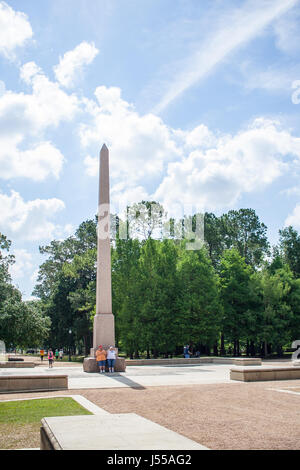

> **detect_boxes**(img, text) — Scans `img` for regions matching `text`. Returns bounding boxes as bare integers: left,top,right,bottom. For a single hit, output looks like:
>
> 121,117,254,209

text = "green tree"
279,226,300,277
203,212,225,267
138,239,180,357
33,219,97,353
178,246,222,352
112,237,141,356
259,265,294,356
219,249,254,355
220,209,269,267
127,201,166,240
0,234,50,349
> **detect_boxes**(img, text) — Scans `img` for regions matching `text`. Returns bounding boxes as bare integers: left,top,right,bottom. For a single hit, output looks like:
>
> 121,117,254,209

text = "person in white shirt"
107,346,117,373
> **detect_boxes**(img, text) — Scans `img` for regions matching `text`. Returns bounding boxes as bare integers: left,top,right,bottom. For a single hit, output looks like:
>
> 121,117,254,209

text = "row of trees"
0,234,50,350
28,205,300,358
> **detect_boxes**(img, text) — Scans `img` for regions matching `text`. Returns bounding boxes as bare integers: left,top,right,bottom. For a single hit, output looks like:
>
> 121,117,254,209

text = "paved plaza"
1,359,297,390
1,360,300,449
0,362,238,389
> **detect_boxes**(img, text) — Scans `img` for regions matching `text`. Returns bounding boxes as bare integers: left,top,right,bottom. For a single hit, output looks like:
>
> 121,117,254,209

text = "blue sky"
1,0,300,299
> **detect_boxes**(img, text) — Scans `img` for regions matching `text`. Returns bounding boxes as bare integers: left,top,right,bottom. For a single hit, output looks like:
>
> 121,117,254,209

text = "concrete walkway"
1,360,296,390
0,363,233,390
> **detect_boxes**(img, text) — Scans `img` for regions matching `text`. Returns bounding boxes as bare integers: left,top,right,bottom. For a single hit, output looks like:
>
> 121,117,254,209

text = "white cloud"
111,182,150,211
81,88,300,214
0,80,5,96
54,41,99,88
0,190,66,241
154,118,300,213
17,62,80,131
236,61,300,94
20,61,42,85
81,86,182,186
152,0,298,113
0,140,64,181
273,8,300,55
0,63,80,181
9,249,33,279
285,204,300,228
0,2,33,59
280,186,300,197
182,124,217,149
84,154,98,177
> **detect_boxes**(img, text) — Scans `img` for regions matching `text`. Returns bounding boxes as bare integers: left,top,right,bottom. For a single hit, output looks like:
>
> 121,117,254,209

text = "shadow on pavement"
106,373,146,390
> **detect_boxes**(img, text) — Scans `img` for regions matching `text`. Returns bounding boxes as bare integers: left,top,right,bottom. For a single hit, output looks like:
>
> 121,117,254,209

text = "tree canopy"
2,204,300,358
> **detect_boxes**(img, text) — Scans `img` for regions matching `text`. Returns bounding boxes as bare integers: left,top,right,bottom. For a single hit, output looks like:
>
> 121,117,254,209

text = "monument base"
83,357,126,373
93,313,115,352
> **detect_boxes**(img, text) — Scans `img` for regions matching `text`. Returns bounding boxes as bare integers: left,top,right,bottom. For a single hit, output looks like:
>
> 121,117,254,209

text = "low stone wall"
40,419,62,450
83,357,126,373
40,414,208,450
83,356,262,370
125,357,251,366
230,367,300,382
0,375,68,393
125,357,212,366
231,358,262,366
0,361,35,368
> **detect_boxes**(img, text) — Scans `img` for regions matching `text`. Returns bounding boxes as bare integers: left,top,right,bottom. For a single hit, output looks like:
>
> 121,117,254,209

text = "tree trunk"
213,343,218,356
220,334,226,356
246,339,250,357
250,340,255,357
264,341,268,358
277,345,283,357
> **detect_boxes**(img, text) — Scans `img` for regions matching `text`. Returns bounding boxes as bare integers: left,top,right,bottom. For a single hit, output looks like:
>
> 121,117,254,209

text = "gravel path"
1,380,300,450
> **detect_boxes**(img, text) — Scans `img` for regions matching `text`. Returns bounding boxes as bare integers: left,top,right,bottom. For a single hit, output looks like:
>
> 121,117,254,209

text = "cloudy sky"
1,0,300,299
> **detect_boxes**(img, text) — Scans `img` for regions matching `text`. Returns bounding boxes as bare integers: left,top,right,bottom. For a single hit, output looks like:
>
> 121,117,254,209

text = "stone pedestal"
83,356,126,373
93,313,115,351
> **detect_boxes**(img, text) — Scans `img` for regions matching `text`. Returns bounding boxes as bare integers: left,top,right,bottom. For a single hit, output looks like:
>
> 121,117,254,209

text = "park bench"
0,374,68,393
230,366,300,381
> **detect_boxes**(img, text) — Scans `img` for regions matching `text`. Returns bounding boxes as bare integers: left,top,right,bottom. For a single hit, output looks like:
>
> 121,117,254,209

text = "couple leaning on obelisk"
83,144,126,373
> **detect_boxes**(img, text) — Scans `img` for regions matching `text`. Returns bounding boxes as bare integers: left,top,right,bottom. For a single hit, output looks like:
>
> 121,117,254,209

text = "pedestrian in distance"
107,346,117,373
59,349,63,361
96,345,107,373
40,348,44,361
48,348,54,368
183,344,190,358
55,349,59,361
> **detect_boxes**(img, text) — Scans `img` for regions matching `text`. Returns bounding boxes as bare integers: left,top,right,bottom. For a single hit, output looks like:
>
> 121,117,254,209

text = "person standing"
55,349,59,361
107,346,117,373
183,344,191,358
59,349,63,361
48,349,54,368
96,345,107,373
40,349,45,361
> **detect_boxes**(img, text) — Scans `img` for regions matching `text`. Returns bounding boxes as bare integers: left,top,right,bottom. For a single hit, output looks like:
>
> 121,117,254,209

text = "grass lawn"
0,397,92,449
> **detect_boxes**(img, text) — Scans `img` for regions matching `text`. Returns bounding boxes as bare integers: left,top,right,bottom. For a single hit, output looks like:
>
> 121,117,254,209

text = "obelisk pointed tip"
101,143,108,152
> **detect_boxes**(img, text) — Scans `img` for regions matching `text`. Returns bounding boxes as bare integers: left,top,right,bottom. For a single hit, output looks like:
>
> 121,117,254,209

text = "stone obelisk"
93,143,115,350
83,144,125,372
